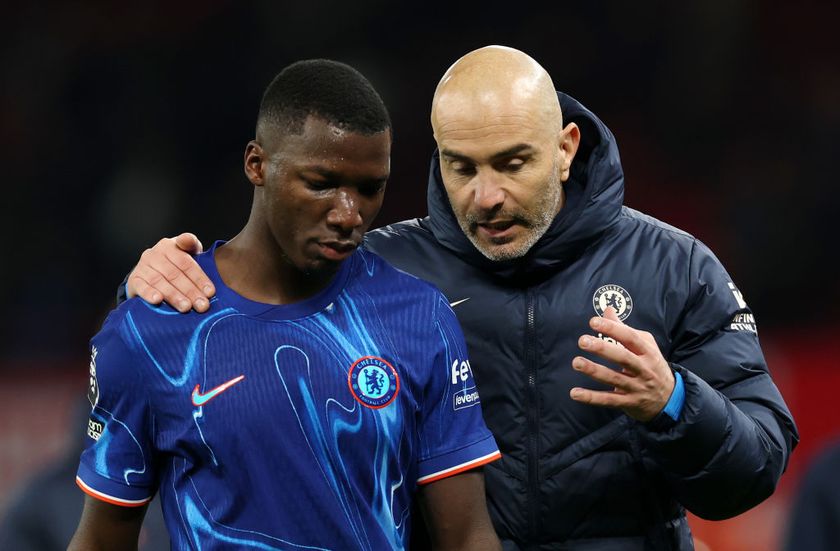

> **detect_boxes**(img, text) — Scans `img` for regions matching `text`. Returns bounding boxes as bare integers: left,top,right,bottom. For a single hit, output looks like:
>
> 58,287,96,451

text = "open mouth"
476,220,517,239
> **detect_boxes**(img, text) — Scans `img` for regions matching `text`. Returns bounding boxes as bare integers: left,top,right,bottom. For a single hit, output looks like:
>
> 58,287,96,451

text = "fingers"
129,263,196,313
127,272,161,303
569,385,630,409
588,308,650,356
572,355,634,392
603,306,620,322
173,232,204,254
164,248,215,298
578,333,638,373
125,236,216,313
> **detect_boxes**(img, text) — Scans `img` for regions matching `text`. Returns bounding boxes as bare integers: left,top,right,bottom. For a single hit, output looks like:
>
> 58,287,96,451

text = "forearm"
68,497,145,551
68,532,138,551
420,470,501,551
639,367,796,518
432,532,502,551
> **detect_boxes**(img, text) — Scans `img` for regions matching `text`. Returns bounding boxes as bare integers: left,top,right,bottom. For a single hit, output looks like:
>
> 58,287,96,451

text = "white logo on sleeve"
451,359,474,384
87,418,104,440
88,346,99,408
727,283,757,332
450,359,481,410
728,282,748,309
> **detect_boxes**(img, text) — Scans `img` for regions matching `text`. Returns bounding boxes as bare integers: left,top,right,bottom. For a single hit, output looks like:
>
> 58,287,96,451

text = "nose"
472,170,505,211
326,189,363,234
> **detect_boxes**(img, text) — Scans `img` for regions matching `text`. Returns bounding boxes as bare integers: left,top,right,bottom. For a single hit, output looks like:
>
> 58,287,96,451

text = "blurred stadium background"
1,2,838,549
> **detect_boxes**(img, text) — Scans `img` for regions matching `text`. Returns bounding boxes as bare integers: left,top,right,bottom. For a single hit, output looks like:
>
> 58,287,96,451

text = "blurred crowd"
2,1,839,361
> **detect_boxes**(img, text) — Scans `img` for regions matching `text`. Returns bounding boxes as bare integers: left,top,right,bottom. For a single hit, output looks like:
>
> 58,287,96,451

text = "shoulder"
354,248,443,295
617,207,698,250
363,218,439,258
365,218,433,246
93,297,206,370
613,206,729,268
351,248,450,319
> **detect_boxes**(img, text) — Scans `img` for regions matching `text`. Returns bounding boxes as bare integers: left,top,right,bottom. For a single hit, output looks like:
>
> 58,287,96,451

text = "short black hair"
257,59,391,137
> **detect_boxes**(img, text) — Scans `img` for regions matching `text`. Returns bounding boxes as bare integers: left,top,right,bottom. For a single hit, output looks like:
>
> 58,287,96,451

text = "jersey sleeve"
416,294,500,485
76,309,157,507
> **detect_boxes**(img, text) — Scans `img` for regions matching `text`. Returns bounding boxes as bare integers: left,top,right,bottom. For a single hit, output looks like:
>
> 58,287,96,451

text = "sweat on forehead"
431,46,562,135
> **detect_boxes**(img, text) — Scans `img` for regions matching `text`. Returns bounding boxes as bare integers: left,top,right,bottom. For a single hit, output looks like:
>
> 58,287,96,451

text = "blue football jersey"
77,242,500,550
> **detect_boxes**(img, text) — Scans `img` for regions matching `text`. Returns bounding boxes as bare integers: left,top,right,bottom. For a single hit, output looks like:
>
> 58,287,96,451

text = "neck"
215,208,339,305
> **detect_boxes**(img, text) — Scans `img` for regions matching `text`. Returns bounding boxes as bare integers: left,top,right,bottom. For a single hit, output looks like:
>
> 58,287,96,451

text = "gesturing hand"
126,233,216,313
570,307,675,422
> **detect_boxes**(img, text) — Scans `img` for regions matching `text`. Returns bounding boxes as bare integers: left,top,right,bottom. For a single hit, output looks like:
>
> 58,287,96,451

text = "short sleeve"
76,311,157,507
416,295,500,485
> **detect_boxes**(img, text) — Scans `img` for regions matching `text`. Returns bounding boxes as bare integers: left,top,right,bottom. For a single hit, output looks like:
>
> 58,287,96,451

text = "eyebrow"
301,166,389,183
440,143,536,163
301,166,338,178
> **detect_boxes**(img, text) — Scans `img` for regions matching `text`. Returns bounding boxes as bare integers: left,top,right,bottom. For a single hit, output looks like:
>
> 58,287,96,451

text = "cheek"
442,184,471,216
361,197,385,224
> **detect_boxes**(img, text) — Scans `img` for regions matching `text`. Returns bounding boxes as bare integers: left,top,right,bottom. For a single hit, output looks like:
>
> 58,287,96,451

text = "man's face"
249,116,390,276
434,104,575,261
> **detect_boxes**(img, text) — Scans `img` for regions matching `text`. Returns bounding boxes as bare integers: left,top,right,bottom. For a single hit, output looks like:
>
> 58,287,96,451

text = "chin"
472,242,525,262
302,258,342,277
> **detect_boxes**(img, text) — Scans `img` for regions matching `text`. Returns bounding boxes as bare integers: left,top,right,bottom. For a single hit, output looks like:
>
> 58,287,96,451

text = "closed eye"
450,162,476,176
496,157,528,173
358,181,387,196
303,178,335,191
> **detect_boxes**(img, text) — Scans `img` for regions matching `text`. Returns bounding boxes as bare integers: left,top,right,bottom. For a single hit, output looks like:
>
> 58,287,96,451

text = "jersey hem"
76,476,153,507
417,450,501,485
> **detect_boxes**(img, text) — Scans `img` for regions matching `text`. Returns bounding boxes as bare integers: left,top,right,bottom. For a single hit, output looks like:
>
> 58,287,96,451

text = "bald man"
122,46,798,550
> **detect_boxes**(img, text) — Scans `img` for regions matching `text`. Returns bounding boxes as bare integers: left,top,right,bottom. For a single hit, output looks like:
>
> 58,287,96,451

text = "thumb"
173,232,203,254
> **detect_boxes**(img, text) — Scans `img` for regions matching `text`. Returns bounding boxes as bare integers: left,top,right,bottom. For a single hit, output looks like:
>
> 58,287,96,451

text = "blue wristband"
662,371,685,422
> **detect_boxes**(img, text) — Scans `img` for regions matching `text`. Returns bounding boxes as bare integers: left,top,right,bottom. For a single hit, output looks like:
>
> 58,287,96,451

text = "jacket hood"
426,92,625,281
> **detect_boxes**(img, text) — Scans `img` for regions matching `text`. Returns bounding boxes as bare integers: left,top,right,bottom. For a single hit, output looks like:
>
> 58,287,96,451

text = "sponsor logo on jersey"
454,387,481,410
451,359,473,385
191,375,246,407
348,356,400,409
593,284,633,321
451,359,480,410
87,417,104,440
88,346,99,408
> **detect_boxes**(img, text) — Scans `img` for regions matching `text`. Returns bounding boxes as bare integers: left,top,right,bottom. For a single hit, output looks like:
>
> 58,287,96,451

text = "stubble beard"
456,169,563,262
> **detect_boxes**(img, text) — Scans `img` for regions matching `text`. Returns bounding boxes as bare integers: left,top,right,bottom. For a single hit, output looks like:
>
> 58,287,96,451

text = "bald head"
430,46,580,262
431,45,563,138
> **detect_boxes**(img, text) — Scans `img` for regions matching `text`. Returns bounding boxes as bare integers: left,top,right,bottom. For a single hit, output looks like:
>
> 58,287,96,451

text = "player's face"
249,116,390,276
434,105,577,261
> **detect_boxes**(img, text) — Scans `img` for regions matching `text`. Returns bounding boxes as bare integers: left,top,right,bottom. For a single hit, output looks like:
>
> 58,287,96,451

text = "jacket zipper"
525,290,540,544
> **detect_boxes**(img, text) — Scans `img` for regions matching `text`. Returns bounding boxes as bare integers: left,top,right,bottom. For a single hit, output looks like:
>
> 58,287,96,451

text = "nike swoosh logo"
449,298,470,308
191,375,245,407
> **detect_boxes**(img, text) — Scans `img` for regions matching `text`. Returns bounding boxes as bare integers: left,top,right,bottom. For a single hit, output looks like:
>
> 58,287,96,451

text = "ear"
244,140,265,187
557,122,581,182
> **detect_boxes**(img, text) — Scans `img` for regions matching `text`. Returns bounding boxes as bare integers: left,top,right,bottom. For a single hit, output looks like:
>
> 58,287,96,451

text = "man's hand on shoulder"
127,233,215,313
